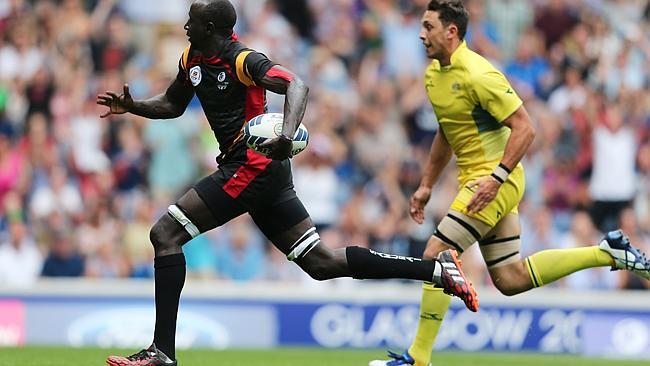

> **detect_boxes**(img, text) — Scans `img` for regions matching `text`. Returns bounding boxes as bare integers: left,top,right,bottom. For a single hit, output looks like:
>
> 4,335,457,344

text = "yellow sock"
525,246,614,287
407,284,451,366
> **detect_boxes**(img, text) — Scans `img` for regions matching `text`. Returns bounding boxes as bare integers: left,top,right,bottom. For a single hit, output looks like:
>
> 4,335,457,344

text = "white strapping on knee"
287,227,320,261
436,216,484,252
480,237,522,268
479,213,522,268
167,204,200,238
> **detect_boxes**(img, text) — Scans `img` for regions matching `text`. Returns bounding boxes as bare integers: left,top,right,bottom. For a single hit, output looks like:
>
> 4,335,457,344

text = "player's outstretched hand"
97,83,133,118
466,175,501,214
258,134,292,160
409,186,432,224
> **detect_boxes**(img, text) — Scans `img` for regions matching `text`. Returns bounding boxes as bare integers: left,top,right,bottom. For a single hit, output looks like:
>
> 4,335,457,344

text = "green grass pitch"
0,347,648,366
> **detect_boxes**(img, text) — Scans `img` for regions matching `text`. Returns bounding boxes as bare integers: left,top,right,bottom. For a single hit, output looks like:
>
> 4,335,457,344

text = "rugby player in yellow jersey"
371,1,650,365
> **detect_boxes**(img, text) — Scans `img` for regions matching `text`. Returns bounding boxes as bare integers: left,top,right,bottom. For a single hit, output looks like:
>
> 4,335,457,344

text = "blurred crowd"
0,0,649,291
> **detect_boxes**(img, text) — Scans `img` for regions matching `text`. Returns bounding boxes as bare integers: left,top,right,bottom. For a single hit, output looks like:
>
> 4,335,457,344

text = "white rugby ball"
244,113,309,157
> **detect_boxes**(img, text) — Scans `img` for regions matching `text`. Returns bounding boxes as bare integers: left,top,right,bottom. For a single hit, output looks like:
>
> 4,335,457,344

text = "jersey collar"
441,40,467,71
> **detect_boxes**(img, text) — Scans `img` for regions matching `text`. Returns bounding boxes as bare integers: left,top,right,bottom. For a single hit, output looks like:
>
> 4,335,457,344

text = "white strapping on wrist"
491,163,511,184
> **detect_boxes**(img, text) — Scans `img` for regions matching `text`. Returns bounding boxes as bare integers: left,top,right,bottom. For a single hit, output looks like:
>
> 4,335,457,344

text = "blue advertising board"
0,293,647,359
275,302,582,353
582,311,650,359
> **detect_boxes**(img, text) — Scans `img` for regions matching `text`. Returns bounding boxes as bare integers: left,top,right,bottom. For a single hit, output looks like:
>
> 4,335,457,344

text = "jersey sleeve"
470,70,523,123
176,45,192,85
234,50,274,87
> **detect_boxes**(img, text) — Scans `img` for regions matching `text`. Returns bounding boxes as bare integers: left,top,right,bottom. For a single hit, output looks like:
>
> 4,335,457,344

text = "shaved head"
185,0,237,46
195,0,237,31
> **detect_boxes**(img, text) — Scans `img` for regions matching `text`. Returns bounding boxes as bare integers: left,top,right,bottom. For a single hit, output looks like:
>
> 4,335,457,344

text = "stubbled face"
184,2,208,45
419,11,448,60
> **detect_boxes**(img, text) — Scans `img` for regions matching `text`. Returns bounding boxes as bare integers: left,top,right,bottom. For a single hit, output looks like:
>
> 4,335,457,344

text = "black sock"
345,246,438,282
153,253,186,361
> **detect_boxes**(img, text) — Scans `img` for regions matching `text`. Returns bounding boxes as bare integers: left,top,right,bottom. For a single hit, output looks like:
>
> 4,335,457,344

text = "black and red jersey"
176,39,274,162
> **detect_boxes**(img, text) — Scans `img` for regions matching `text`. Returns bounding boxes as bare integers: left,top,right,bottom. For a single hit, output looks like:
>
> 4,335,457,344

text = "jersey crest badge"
189,66,202,86
216,71,230,90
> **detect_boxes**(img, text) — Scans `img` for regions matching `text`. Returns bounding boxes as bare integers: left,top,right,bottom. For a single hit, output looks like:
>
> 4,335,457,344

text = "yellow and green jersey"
424,41,523,184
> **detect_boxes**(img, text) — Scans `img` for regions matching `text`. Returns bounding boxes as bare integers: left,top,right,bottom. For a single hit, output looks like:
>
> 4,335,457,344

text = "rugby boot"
435,249,479,312
599,229,650,280
106,343,176,366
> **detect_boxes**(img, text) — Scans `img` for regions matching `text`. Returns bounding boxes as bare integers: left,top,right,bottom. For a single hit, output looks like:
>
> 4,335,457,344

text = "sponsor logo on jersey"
189,66,202,86
217,71,229,90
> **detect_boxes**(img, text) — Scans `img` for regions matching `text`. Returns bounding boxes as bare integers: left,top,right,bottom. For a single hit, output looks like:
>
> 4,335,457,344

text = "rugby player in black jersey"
98,1,477,365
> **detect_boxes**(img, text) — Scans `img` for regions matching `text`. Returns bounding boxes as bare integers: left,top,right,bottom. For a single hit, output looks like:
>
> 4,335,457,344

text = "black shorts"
193,148,309,238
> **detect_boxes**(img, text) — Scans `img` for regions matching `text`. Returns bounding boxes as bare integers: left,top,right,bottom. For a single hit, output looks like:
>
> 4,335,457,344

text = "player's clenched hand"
409,186,432,224
466,175,501,214
258,134,292,160
97,84,133,118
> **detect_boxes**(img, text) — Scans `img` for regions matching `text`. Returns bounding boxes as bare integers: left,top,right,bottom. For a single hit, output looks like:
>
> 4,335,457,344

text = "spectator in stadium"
542,154,581,220
260,243,308,282
0,217,42,288
589,103,637,232
182,234,216,278
40,230,84,278
381,3,427,79
213,216,266,281
123,198,156,278
76,200,119,257
292,134,340,232
0,15,44,82
547,62,588,116
635,142,650,232
504,29,551,99
97,1,476,365
143,110,199,203
25,67,54,120
29,165,83,220
521,206,563,256
560,210,617,290
111,121,149,192
464,0,500,62
534,0,578,49
484,0,532,60
18,113,58,189
0,123,27,211
84,241,129,278
370,2,650,365
617,207,650,290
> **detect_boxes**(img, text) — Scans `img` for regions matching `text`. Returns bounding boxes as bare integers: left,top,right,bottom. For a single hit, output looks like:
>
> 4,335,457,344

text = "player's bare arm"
257,65,309,160
97,78,194,119
466,106,535,214
411,129,453,224
498,106,535,170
